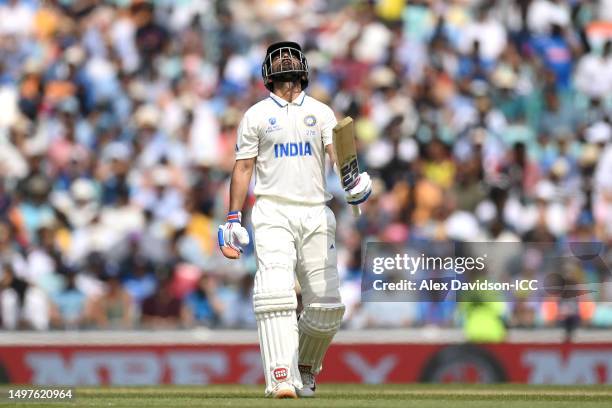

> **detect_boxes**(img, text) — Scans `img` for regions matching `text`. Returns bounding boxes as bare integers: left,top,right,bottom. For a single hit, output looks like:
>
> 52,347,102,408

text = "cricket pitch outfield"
2,384,612,408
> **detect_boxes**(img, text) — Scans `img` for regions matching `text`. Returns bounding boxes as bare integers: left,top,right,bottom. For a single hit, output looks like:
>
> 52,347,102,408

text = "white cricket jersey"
235,91,337,204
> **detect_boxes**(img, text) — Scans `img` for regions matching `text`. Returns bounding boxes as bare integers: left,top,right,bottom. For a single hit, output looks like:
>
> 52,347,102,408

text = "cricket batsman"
217,41,372,398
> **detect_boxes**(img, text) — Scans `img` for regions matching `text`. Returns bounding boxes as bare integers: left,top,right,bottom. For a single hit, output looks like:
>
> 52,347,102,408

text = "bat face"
333,116,363,217
333,117,360,190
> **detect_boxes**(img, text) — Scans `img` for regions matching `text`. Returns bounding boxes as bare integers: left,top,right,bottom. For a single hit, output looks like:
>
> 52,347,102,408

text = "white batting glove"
218,211,250,259
344,172,372,205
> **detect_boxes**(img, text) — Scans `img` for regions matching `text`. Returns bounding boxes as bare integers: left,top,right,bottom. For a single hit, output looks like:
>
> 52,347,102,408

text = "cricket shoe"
296,366,316,398
271,382,297,399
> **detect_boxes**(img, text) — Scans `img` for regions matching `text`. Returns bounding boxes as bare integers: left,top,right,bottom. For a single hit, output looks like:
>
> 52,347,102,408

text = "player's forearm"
326,144,338,174
325,144,336,166
229,158,255,212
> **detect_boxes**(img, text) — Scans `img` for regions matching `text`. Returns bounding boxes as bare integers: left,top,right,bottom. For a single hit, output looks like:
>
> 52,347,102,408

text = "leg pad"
253,290,301,395
298,303,345,374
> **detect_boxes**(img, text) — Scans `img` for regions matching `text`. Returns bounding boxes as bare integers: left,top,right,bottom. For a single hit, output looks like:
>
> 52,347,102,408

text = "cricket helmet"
261,41,309,91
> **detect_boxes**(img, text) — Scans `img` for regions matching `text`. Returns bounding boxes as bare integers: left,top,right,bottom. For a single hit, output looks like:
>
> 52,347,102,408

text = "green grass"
2,384,612,408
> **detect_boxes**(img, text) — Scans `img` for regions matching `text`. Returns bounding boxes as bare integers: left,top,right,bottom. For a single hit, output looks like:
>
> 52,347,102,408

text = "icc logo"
269,117,277,125
304,115,317,127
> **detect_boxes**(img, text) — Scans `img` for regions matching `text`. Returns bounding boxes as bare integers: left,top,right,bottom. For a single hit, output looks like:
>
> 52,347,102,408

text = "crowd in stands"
0,0,611,332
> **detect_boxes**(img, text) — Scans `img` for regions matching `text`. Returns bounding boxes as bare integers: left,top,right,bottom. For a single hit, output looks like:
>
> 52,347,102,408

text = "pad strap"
299,303,345,336
253,291,298,316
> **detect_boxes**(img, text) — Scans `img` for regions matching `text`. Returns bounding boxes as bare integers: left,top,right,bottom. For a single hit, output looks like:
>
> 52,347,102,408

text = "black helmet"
261,41,309,91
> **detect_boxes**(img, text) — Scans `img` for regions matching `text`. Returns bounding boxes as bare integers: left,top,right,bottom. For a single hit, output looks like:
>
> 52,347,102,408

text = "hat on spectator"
550,158,570,178
101,142,132,162
580,144,600,167
134,104,160,128
585,121,611,144
492,66,518,90
534,180,555,201
369,66,396,88
128,80,148,102
445,211,481,241
65,45,85,66
71,178,97,202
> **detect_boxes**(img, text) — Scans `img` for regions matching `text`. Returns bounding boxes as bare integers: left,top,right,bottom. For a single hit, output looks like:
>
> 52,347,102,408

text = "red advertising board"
0,343,611,385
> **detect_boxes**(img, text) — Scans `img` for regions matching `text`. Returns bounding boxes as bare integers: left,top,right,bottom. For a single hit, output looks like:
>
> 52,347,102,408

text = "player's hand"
218,211,250,259
344,172,372,205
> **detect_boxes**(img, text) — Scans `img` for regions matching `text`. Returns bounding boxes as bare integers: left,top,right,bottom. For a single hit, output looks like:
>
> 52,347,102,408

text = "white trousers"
251,196,341,394
252,196,340,304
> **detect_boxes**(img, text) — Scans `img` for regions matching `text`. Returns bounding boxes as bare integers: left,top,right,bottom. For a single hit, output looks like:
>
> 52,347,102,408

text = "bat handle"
352,205,361,217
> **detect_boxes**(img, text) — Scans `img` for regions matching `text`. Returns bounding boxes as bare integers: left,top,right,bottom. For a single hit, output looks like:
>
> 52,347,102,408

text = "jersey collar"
268,91,306,107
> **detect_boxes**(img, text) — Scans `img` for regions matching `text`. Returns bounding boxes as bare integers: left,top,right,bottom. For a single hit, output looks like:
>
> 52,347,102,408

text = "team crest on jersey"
269,117,277,125
304,115,317,127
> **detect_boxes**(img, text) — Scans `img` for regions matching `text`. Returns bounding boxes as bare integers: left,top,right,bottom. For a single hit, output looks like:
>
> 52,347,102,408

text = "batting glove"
218,211,250,259
344,171,372,205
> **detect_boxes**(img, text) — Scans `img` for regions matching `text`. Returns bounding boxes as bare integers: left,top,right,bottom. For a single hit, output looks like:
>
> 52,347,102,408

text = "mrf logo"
23,350,264,385
273,367,288,382
523,350,612,384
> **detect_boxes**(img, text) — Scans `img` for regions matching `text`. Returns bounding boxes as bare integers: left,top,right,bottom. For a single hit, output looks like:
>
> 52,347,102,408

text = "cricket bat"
333,117,362,217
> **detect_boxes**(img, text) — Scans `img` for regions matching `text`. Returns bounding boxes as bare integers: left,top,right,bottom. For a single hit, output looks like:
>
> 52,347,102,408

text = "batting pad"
298,302,345,374
253,291,302,394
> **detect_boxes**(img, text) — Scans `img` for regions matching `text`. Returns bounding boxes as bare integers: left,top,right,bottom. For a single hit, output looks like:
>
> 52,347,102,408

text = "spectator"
459,280,507,343
0,0,610,331
121,254,157,305
141,277,186,329
530,25,574,90
459,6,507,63
574,40,612,100
0,0,34,38
49,272,89,330
91,275,134,329
593,142,612,237
183,274,224,327
0,262,49,330
219,273,256,328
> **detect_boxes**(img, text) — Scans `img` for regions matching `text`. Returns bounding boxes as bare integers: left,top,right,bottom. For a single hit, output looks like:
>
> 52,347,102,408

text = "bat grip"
352,205,361,217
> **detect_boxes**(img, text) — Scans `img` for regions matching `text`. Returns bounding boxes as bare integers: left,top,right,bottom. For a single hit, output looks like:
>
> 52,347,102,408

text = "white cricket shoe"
271,382,297,399
296,367,316,398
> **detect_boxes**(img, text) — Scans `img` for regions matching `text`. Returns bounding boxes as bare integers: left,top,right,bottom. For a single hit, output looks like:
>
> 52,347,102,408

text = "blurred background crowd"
0,0,611,335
